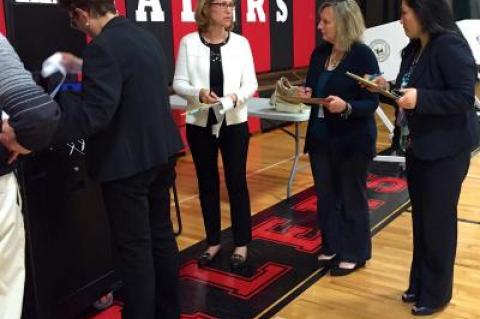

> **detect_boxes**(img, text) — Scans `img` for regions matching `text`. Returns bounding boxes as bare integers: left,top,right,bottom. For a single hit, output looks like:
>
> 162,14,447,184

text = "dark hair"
402,0,464,54
404,0,461,36
58,0,116,15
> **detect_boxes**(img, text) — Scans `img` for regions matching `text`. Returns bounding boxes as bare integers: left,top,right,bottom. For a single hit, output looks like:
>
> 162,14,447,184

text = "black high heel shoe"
317,254,337,268
197,248,221,268
230,253,247,269
411,304,447,316
330,261,366,276
402,291,417,303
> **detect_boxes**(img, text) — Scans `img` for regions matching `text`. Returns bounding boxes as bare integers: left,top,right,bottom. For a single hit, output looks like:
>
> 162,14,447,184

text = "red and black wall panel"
293,0,316,69
0,0,6,35
240,0,271,73
269,0,293,71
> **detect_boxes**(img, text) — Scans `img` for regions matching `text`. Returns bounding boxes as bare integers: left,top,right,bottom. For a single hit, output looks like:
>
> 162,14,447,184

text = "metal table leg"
287,122,301,199
172,180,182,236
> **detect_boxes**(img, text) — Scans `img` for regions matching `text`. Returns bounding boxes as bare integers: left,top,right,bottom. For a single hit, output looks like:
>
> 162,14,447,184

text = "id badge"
317,106,325,118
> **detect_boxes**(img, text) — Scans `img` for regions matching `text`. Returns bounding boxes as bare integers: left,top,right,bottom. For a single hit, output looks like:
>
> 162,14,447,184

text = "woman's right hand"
60,52,83,74
199,89,219,104
362,75,389,92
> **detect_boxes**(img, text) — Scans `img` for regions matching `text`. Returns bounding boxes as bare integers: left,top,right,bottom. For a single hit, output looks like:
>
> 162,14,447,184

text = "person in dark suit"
299,0,380,276
54,1,184,318
370,0,477,315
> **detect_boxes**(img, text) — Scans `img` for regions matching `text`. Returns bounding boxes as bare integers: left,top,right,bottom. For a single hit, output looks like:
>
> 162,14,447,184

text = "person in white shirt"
173,0,257,269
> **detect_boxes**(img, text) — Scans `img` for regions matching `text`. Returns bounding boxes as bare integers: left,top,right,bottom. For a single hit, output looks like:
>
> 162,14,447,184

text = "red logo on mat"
293,197,386,213
252,217,321,253
181,313,218,319
292,196,317,213
368,199,386,210
367,175,407,193
180,261,291,300
293,195,385,214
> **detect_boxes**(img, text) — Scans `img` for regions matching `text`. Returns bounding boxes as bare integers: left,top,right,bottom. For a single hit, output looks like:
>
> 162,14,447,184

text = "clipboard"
345,71,402,99
277,95,329,105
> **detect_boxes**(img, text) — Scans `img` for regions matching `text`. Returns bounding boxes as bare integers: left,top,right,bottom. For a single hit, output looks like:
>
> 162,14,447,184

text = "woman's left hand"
324,95,347,113
397,88,417,110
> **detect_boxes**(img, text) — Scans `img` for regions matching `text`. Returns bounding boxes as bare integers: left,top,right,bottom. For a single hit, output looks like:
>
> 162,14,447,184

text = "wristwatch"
341,102,352,119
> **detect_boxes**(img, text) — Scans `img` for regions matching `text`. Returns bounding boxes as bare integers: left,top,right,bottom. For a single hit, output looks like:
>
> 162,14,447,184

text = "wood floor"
173,98,480,318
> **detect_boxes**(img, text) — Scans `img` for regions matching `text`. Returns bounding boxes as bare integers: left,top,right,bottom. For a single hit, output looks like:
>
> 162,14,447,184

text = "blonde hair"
195,0,235,33
320,0,366,51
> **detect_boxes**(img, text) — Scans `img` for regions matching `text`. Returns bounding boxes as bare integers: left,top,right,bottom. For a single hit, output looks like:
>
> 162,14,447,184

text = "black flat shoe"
197,250,220,267
330,261,366,276
230,253,247,269
411,304,446,316
402,291,417,303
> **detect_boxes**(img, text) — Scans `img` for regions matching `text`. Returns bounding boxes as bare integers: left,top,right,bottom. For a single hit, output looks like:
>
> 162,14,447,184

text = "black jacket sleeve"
416,36,476,115
54,42,122,143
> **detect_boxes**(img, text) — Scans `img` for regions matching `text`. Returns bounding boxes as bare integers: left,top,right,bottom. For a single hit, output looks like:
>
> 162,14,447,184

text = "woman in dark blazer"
54,1,184,318
301,0,380,276
370,0,477,315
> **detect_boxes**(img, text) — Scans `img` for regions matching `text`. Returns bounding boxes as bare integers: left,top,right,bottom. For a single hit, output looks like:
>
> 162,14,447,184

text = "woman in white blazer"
173,0,258,269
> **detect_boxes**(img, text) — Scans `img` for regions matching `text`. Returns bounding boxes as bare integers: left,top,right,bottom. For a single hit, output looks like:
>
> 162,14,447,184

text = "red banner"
240,0,271,73
171,0,198,58
0,0,6,35
293,0,316,68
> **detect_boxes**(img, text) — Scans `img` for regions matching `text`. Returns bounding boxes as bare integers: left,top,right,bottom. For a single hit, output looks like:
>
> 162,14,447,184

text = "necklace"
200,32,230,63
326,51,345,70
200,32,230,46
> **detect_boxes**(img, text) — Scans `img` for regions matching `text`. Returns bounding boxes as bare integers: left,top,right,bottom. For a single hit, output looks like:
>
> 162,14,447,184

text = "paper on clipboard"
345,71,402,99
277,95,329,105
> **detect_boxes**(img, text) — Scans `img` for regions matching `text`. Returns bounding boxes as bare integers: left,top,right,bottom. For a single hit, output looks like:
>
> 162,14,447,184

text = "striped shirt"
0,34,61,175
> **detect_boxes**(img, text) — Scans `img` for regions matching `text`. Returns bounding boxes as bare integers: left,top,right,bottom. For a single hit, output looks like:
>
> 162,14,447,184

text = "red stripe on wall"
115,0,127,16
293,0,316,68
241,0,271,73
0,0,6,35
171,0,199,59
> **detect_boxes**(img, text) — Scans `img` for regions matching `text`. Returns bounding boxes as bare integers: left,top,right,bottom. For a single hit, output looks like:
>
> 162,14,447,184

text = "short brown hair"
320,0,366,51
58,0,116,15
195,0,236,33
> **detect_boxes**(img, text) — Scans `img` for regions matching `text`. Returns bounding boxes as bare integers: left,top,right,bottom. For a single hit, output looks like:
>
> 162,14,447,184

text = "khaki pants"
0,173,24,319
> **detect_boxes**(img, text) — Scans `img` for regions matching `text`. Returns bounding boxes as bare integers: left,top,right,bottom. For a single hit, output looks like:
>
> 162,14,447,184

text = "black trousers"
406,149,470,308
309,149,372,262
186,120,252,247
101,160,180,319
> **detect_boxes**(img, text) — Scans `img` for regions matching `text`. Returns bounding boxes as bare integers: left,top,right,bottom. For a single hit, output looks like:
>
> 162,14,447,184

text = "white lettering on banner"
276,0,288,23
14,0,57,3
181,0,195,22
246,0,266,22
135,0,165,22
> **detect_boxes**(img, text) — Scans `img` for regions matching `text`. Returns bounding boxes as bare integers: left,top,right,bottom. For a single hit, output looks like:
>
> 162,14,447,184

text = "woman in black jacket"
370,0,477,315
301,0,380,276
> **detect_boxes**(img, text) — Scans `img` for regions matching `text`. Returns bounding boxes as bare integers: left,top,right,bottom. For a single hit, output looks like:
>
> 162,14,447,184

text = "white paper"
41,52,67,98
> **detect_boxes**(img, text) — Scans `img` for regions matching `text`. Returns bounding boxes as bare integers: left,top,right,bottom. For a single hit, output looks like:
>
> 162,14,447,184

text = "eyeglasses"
209,1,236,10
69,10,80,30
69,14,78,29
